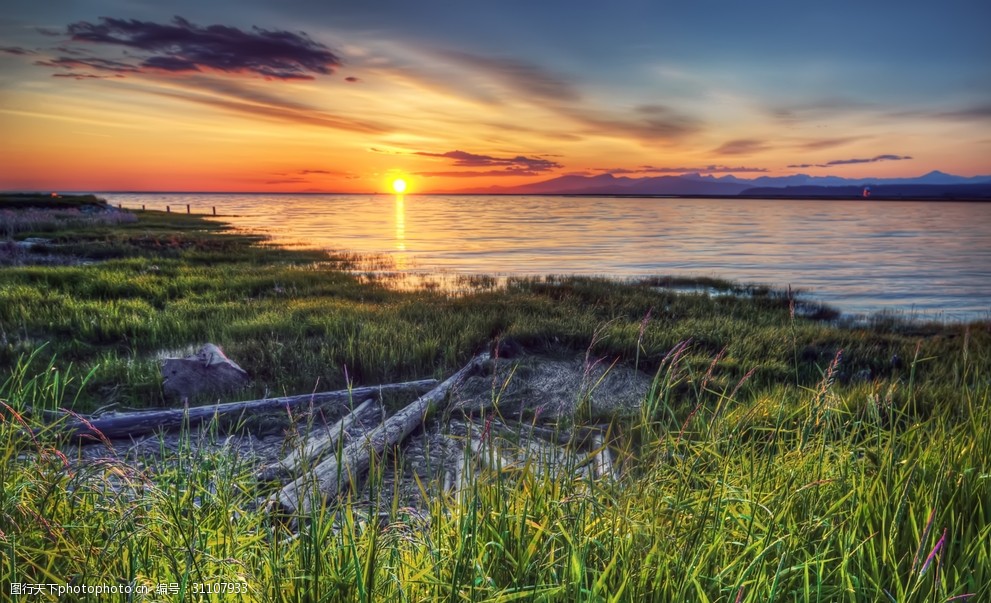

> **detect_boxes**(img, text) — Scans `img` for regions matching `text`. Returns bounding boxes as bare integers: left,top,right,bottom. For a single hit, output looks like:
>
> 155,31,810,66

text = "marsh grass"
2,332,988,601
1,203,989,600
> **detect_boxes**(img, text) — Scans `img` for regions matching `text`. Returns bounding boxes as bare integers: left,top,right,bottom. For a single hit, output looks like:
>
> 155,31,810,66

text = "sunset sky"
1,0,989,193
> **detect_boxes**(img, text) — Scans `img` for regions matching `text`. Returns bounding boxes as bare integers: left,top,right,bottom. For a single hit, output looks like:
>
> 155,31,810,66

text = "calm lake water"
108,194,991,321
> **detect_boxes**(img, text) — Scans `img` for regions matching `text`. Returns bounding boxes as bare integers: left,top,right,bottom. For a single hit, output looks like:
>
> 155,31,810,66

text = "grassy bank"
1,199,989,600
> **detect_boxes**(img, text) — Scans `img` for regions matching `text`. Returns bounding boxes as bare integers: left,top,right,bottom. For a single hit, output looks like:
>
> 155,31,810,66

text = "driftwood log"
268,354,487,516
256,397,384,482
54,379,439,440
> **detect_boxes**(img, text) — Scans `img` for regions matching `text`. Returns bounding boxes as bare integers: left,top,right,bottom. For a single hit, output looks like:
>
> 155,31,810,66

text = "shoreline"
6,189,991,202
4,194,987,326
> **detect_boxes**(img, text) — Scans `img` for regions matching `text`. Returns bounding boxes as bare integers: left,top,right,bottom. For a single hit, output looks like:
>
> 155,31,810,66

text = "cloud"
367,146,404,154
415,150,560,171
52,46,86,56
345,76,360,83
65,16,341,80
51,72,125,80
588,165,767,175
824,154,912,166
17,18,375,134
932,104,991,121
713,138,769,155
796,136,859,151
787,154,913,168
769,98,873,123
1,46,33,56
413,149,562,177
566,104,701,143
148,84,389,134
440,51,579,102
417,168,558,177
35,56,140,74
266,169,358,182
431,51,699,144
34,70,388,134
298,169,342,175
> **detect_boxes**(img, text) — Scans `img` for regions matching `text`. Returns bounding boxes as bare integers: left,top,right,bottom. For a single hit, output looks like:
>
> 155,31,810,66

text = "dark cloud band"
65,16,340,80
413,150,562,175
788,154,912,168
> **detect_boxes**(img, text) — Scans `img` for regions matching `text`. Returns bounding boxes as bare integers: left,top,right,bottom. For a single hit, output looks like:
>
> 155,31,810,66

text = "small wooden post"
186,204,191,214
117,203,122,209
166,206,170,213
212,206,216,216
141,204,145,211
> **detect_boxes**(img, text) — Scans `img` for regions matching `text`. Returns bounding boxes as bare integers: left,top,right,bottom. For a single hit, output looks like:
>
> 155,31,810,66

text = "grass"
1,199,989,600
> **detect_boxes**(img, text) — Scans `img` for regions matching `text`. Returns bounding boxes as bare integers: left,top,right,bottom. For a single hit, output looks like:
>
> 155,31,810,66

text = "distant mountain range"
446,170,991,198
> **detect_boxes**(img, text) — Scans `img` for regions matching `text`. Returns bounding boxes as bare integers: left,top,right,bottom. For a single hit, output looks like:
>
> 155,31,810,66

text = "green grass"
1,203,989,600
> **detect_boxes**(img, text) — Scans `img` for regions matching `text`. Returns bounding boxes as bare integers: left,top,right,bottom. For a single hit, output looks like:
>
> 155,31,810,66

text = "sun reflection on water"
394,193,407,269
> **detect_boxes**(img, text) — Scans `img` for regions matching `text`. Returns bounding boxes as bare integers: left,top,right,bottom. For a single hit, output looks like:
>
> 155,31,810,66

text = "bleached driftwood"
257,398,384,481
56,379,438,440
268,354,487,516
589,433,614,481
444,444,468,496
458,418,582,480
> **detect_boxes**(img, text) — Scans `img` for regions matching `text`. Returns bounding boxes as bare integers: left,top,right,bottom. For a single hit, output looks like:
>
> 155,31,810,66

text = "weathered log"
54,379,438,440
256,398,384,482
444,444,468,497
268,354,487,516
589,433,614,481
466,429,513,474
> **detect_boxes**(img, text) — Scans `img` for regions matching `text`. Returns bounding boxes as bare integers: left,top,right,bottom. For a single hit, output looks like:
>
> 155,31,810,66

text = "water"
107,193,991,321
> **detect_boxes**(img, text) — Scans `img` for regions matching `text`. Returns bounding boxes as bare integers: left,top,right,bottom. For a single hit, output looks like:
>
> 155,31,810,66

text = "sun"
391,178,408,194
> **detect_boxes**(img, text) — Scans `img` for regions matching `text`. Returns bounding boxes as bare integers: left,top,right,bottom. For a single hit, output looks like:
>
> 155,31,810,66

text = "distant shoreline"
4,190,991,202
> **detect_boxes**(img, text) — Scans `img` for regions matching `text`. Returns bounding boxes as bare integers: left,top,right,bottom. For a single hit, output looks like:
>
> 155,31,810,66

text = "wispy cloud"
440,51,580,103
788,154,913,169
267,168,359,182
413,149,562,177
35,56,140,74
795,136,860,151
769,98,873,123
566,104,702,144
415,170,540,177
65,16,341,80
427,50,701,144
713,138,769,155
1,46,33,56
148,84,389,134
51,72,125,80
596,164,768,174
932,104,991,121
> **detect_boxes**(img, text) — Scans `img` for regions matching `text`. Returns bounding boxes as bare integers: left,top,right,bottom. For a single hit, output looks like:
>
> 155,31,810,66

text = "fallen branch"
268,354,487,516
589,433,614,481
256,398,384,482
54,379,438,440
